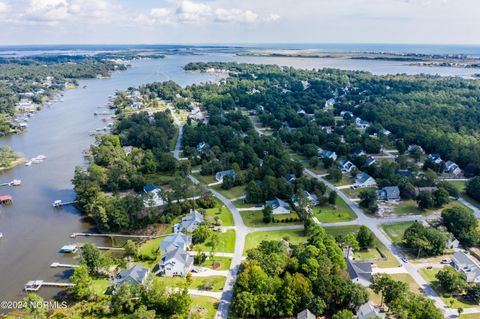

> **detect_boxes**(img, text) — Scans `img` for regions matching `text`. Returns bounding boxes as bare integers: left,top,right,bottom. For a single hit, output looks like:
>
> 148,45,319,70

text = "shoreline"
0,157,26,173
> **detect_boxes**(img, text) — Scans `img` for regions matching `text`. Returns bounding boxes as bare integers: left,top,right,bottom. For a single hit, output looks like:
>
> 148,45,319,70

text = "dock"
52,200,77,207
97,246,125,251
70,232,168,239
0,180,21,187
24,280,75,292
50,262,79,268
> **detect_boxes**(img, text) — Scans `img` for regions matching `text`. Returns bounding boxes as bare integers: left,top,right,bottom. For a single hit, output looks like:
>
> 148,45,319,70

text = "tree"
370,274,408,306
125,240,138,258
70,265,93,300
263,204,273,223
442,206,479,247
466,284,480,304
111,282,141,314
356,225,374,250
432,188,450,207
332,309,355,319
402,222,447,257
328,168,342,182
336,233,359,253
192,225,212,244
23,293,47,319
417,192,435,210
358,189,377,212
222,174,235,190
80,243,111,273
466,176,480,202
245,181,263,203
435,267,467,294
328,191,337,205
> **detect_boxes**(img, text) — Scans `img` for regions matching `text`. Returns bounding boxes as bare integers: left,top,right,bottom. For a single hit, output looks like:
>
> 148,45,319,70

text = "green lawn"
332,175,355,186
91,279,111,296
447,180,467,193
393,273,422,294
203,199,234,226
194,230,236,253
382,222,414,244
155,276,226,291
395,200,472,216
240,210,302,228
460,314,480,319
197,256,232,271
138,238,163,260
211,184,246,199
419,267,479,308
190,296,219,319
244,229,308,253
232,199,261,209
144,173,178,186
341,186,376,199
312,196,357,223
192,173,218,185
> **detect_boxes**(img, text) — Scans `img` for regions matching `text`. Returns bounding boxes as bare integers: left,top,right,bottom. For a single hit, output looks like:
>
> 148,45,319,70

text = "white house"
452,251,480,283
355,172,377,187
444,160,461,176
156,247,194,277
196,141,208,153
346,258,372,287
365,156,377,167
319,150,337,161
215,169,237,182
357,302,386,319
338,160,356,174
160,232,192,254
355,117,370,129
265,198,291,215
174,209,204,233
325,98,336,107
428,153,443,164
143,185,165,207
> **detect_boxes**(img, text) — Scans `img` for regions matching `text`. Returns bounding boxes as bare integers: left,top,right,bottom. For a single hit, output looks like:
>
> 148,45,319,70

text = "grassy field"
244,229,308,253
194,229,235,253
211,184,246,199
382,222,414,244
312,196,357,223
203,199,234,226
155,276,226,291
394,273,422,294
190,296,219,319
144,173,178,186
341,186,376,199
447,180,467,193
197,256,232,271
91,279,111,296
192,173,218,185
419,267,479,309
332,175,355,187
240,210,302,228
232,199,262,209
395,200,472,216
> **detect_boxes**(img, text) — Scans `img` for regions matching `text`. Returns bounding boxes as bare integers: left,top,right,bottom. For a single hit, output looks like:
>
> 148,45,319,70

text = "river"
0,52,479,308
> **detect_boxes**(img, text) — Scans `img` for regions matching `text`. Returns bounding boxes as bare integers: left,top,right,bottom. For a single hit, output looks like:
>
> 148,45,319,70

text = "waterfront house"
338,160,356,173
143,184,165,208
357,302,386,319
355,172,376,188
160,232,192,254
346,258,373,287
215,169,237,182
156,247,194,277
444,160,461,176
376,186,401,201
174,209,204,233
452,251,480,283
114,264,150,287
265,198,292,215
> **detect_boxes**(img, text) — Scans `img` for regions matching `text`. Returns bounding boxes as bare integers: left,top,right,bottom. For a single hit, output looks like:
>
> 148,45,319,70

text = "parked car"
401,257,408,263
441,259,450,264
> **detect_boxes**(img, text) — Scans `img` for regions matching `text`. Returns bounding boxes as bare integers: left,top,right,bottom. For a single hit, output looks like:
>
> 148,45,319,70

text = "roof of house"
160,247,194,268
182,209,204,227
356,172,373,184
266,198,291,210
115,264,150,286
297,309,316,319
365,156,376,166
346,259,372,284
285,174,297,183
376,186,400,200
160,232,191,251
143,184,160,193
453,251,478,268
357,302,386,319
215,169,237,179
396,169,413,177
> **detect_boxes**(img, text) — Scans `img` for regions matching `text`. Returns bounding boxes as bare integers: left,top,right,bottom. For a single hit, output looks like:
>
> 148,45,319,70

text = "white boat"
24,161,32,166
10,180,21,186
0,233,3,239
36,155,47,160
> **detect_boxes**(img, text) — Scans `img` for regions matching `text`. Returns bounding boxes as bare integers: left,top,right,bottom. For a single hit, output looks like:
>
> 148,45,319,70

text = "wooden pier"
52,200,77,207
24,280,75,292
50,262,79,268
71,232,168,239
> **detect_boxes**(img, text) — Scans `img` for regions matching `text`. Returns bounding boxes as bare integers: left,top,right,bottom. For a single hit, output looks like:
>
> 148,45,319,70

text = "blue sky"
0,0,478,45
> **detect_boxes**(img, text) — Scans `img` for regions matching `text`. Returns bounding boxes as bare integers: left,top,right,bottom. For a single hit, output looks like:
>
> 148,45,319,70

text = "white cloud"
176,0,211,23
26,0,69,24
0,1,9,14
214,8,258,23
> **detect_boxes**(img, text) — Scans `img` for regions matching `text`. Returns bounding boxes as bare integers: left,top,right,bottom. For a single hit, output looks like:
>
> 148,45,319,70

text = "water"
0,52,478,309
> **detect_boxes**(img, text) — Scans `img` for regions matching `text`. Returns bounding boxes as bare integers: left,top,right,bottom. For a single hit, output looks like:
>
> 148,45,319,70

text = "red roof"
0,195,12,201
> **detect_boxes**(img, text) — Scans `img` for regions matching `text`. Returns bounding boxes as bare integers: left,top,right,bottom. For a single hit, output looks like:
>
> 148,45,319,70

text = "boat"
36,155,47,160
0,233,3,239
0,195,13,205
52,200,63,207
25,161,32,166
59,244,78,254
9,179,21,186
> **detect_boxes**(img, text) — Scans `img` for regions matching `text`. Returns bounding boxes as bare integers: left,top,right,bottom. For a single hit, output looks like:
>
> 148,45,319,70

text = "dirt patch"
212,262,221,270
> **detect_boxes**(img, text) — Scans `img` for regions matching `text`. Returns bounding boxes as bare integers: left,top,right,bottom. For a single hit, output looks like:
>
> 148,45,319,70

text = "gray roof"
346,258,372,284
357,302,385,319
160,232,191,251
180,209,204,230
215,169,237,181
160,247,194,268
114,264,150,286
297,309,316,319
265,198,291,210
376,186,400,200
356,172,373,184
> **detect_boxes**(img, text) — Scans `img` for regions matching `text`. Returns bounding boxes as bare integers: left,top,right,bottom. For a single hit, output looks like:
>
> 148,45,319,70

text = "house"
365,156,376,167
414,187,438,197
357,302,386,319
301,80,310,90
325,98,336,107
340,110,354,118
295,191,320,207
376,186,401,201
321,126,333,134
396,169,413,178
114,265,150,287
452,251,480,283
444,160,461,176
338,160,356,173
196,141,208,153
355,172,376,188
428,153,443,164
160,232,192,254
346,258,372,287
297,109,307,115
408,144,425,154
285,174,297,184
447,237,460,250
122,146,133,156
265,198,291,215
381,129,392,136
156,247,194,277
297,309,316,319
143,185,164,208
215,169,237,182
353,149,366,157
355,117,370,129
319,150,338,161
174,209,204,233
